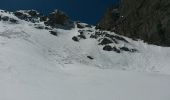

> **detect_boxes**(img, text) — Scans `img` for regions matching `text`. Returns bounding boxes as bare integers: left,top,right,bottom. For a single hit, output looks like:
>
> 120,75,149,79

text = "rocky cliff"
97,0,170,46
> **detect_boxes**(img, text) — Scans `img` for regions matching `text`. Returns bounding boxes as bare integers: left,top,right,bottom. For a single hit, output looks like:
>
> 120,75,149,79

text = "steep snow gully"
0,10,170,100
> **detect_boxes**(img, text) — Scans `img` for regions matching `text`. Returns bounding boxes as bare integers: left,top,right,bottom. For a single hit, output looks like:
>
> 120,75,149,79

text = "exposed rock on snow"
98,0,170,46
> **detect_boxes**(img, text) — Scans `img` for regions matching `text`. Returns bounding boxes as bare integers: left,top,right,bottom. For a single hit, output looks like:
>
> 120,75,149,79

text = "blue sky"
0,0,119,24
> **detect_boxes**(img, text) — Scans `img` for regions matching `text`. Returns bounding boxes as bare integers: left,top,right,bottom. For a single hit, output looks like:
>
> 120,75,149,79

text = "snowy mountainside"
0,10,170,100
1,9,169,73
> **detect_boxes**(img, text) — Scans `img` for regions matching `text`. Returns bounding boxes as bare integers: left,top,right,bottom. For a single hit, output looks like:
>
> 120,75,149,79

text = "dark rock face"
96,5,120,31
98,0,170,46
45,10,70,27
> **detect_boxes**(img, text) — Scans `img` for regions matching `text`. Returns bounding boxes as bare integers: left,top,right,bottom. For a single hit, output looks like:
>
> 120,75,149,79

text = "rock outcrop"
44,10,72,28
97,0,170,46
13,9,74,29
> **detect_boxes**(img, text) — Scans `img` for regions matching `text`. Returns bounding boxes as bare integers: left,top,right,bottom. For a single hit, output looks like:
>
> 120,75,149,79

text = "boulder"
120,47,138,52
99,38,113,45
77,23,85,29
120,47,130,51
50,31,58,36
72,36,79,42
87,56,94,60
103,45,113,51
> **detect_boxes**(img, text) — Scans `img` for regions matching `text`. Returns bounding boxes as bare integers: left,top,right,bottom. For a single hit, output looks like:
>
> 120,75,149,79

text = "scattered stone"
14,11,28,20
35,25,44,29
9,18,18,24
78,30,85,35
113,47,121,53
120,47,130,51
50,31,57,36
78,34,86,39
14,11,24,17
1,16,9,21
45,27,52,30
28,10,39,17
72,36,79,42
86,30,93,32
40,16,47,22
120,47,138,53
95,31,103,36
130,49,138,52
90,34,98,39
14,10,40,23
87,56,94,60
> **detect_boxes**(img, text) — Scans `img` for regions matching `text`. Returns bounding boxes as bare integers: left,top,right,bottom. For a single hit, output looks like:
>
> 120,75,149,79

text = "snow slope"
0,10,170,100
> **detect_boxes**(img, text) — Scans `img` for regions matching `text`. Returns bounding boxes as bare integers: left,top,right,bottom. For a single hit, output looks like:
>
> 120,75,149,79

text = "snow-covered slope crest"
0,9,170,100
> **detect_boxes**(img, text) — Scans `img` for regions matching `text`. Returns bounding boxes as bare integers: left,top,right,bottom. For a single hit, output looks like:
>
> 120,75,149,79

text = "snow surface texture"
0,10,170,100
